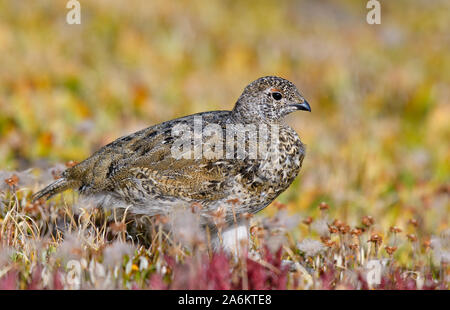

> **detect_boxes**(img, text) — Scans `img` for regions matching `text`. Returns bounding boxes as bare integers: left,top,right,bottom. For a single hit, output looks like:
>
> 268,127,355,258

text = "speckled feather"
33,76,310,227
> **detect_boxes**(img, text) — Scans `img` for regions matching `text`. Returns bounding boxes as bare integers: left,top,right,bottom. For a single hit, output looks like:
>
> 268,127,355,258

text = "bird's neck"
231,100,279,125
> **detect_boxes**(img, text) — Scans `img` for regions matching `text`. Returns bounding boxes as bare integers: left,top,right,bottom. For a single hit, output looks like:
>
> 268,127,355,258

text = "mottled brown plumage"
34,76,311,229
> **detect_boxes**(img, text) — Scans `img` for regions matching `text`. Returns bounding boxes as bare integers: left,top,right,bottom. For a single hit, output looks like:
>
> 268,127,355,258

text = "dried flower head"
319,202,329,211
368,233,382,245
333,219,344,229
1,169,35,191
350,228,363,236
385,246,397,255
4,174,19,188
407,234,418,242
339,224,350,234
389,226,402,234
303,216,313,225
328,224,338,234
362,215,374,227
423,239,431,250
320,236,336,248
408,219,419,228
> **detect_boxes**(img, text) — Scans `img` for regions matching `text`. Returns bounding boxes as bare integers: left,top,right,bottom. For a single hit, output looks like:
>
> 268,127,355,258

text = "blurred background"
0,0,448,234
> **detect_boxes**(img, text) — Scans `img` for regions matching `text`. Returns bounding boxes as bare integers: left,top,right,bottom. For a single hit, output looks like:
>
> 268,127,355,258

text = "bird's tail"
32,178,72,202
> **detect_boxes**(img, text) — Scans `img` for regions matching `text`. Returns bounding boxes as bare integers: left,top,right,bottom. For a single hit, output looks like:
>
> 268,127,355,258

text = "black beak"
292,100,311,112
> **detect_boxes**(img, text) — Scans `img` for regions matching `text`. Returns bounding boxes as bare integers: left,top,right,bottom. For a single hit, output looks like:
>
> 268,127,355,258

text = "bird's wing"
66,111,242,201
114,157,238,201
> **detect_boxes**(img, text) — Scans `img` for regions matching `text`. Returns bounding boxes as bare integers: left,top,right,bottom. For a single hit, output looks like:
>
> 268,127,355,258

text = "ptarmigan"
34,76,311,251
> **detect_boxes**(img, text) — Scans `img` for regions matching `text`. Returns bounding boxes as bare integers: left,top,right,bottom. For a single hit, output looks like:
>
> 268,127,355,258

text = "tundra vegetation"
0,1,448,289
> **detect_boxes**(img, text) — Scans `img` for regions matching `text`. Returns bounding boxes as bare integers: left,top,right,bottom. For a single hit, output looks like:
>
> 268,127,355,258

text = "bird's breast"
236,125,304,203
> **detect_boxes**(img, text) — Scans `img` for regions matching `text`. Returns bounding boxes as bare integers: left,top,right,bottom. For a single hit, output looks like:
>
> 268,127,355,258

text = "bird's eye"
271,92,282,100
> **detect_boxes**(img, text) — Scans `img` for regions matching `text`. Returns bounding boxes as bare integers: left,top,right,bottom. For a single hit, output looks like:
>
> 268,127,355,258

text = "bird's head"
233,76,311,123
